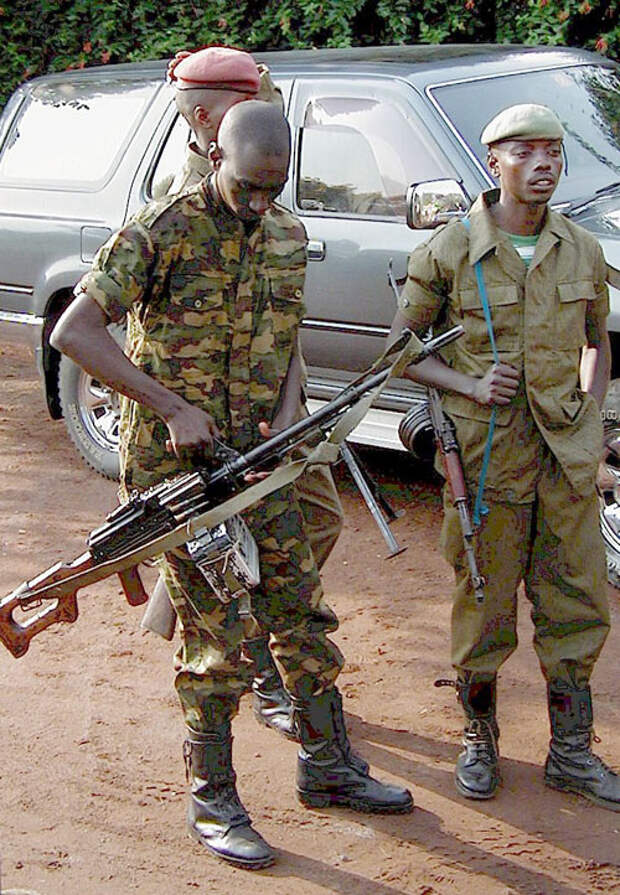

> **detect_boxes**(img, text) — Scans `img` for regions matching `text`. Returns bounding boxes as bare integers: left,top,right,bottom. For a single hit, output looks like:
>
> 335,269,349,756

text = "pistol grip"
117,566,149,607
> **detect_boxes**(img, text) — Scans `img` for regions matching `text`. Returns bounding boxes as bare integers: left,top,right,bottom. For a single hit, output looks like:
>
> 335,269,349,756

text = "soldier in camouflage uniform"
51,101,412,871
390,104,619,811
149,46,345,741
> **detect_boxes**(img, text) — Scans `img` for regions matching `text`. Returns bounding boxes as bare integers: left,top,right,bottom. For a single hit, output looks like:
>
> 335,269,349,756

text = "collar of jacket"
466,189,575,268
186,141,214,179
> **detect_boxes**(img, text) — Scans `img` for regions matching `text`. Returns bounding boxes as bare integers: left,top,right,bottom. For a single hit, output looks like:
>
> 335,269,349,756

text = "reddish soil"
0,339,619,895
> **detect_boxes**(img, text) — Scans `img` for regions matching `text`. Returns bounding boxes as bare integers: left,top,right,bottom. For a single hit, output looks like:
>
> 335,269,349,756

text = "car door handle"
307,240,326,262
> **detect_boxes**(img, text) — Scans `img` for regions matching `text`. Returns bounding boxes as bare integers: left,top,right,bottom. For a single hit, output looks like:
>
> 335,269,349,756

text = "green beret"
481,104,564,146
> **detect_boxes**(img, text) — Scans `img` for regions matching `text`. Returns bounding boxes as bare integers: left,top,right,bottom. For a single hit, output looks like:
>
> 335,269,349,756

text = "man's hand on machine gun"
164,402,221,462
243,418,294,483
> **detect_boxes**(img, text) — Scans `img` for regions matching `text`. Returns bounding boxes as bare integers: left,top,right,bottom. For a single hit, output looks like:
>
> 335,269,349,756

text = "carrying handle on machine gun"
387,258,485,605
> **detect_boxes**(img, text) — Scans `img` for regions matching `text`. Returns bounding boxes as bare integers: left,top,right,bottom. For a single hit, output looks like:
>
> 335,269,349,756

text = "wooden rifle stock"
428,387,486,605
0,552,149,658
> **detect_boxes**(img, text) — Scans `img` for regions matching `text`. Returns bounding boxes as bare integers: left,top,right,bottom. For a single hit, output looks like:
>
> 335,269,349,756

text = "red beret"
169,46,260,94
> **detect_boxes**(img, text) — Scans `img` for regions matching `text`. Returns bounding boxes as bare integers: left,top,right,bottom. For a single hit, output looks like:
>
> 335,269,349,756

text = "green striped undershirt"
499,229,539,268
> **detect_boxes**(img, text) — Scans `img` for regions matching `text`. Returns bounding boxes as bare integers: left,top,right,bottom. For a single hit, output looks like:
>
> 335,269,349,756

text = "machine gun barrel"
210,324,464,485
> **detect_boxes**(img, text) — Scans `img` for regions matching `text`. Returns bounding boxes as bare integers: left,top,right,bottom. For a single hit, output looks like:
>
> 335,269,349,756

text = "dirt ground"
0,339,619,895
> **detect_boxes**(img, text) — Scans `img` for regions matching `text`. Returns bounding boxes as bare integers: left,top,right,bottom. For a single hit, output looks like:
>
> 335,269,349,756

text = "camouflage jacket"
79,177,307,490
399,189,609,500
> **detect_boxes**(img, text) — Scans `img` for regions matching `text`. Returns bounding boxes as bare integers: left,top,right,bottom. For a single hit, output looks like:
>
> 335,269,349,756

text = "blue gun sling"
462,218,499,525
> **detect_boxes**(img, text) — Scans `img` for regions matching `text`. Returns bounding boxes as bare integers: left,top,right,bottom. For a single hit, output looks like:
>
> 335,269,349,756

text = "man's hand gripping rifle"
0,325,462,658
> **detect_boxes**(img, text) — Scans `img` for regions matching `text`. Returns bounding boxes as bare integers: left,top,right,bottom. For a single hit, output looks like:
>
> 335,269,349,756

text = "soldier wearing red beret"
153,45,283,197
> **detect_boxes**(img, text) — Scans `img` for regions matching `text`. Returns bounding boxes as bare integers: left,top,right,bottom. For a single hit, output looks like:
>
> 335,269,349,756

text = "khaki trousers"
440,451,610,688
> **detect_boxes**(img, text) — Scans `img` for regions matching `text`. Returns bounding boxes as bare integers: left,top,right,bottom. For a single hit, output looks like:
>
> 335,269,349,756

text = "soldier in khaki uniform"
390,104,619,810
151,47,345,740
52,101,412,871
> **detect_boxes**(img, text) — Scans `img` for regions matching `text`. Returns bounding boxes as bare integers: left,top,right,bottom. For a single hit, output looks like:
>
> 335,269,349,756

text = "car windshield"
429,64,620,205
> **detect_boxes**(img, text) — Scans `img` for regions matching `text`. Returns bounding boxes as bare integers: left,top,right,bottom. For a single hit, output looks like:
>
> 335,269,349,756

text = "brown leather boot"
184,724,275,869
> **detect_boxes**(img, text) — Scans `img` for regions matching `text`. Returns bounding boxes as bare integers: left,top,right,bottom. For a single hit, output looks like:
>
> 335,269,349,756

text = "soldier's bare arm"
259,345,303,438
389,308,520,406
581,310,612,409
607,264,620,290
50,294,220,456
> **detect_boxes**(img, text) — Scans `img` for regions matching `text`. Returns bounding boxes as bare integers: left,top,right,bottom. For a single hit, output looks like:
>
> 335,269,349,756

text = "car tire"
58,354,121,480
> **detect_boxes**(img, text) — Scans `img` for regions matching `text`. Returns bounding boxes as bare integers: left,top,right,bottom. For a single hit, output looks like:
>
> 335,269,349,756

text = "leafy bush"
1,0,617,109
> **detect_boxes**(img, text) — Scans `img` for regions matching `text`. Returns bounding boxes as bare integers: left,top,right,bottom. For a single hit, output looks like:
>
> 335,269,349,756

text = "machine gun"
0,325,462,658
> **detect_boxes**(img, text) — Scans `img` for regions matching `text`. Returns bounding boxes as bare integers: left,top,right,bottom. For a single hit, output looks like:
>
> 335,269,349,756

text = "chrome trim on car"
0,310,43,325
301,318,389,336
0,283,34,294
306,400,408,451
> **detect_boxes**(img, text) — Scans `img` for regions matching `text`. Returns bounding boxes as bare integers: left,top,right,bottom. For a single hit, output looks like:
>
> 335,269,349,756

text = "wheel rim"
599,381,620,588
75,369,120,454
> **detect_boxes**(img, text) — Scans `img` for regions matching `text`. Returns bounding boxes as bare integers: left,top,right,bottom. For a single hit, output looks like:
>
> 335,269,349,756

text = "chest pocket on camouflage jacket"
166,269,227,327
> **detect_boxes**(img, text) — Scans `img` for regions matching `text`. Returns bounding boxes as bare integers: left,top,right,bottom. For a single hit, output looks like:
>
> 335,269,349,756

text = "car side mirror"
406,179,470,230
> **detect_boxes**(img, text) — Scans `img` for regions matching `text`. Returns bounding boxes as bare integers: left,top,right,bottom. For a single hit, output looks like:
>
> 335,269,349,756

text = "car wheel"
58,354,121,480
599,380,620,589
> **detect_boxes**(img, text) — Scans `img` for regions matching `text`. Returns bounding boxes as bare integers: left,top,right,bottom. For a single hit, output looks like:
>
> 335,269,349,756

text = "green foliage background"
0,0,618,108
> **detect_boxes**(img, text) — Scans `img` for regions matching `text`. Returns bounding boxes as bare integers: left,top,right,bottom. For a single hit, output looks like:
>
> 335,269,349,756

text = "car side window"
297,94,450,221
149,113,191,198
0,78,159,190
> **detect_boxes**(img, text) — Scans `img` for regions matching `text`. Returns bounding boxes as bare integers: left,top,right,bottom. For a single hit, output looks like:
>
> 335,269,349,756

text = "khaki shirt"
78,179,307,490
400,189,609,500
163,142,212,196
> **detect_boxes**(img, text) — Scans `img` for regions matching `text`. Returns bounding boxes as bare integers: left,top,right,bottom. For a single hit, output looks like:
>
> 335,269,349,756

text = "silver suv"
1,44,619,481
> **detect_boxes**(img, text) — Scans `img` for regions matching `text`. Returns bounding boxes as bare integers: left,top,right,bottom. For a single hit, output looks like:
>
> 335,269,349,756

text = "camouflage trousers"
159,479,345,731
243,447,344,639
441,449,610,689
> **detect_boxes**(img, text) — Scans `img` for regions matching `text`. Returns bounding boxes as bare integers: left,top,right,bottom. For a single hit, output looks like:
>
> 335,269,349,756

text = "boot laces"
331,694,355,761
463,718,497,763
573,735,616,775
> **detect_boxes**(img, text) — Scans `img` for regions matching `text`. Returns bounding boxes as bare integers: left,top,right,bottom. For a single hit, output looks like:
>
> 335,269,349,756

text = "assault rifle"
0,325,462,658
387,261,485,605
399,389,485,605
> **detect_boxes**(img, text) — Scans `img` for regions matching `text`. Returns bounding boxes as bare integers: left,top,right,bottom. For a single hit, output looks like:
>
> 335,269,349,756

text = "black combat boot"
184,724,275,869
293,688,413,814
455,677,500,800
545,684,620,811
242,635,297,741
